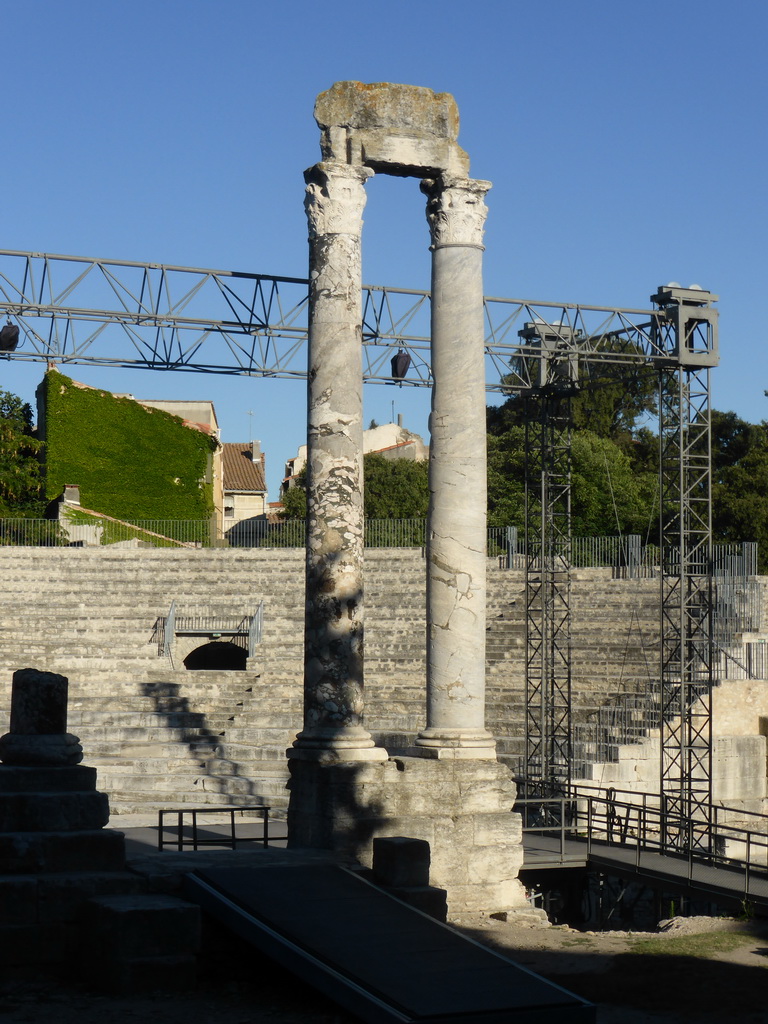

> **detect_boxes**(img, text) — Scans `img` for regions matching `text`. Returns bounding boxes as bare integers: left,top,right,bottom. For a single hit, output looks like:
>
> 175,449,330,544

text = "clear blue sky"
3,0,766,497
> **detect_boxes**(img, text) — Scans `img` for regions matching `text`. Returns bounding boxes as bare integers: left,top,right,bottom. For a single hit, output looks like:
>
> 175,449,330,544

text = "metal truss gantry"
518,287,718,836
0,249,705,386
0,250,719,841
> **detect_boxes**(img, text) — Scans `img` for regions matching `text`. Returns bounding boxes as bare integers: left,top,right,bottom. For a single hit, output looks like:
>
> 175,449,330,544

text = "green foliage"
280,482,307,519
487,427,526,529
710,412,768,571
40,371,217,521
0,389,44,516
571,431,656,537
364,453,429,519
487,423,656,539
488,366,657,448
280,455,430,522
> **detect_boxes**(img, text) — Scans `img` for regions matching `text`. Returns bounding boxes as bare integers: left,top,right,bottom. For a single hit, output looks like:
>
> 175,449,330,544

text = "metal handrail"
162,599,176,659
517,784,768,902
158,805,271,851
248,601,263,658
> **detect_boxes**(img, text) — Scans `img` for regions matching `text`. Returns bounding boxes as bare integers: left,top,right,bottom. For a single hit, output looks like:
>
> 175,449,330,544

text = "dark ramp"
183,863,594,1024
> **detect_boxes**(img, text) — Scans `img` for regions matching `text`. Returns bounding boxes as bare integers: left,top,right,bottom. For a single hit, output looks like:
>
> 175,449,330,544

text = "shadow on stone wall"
141,680,269,808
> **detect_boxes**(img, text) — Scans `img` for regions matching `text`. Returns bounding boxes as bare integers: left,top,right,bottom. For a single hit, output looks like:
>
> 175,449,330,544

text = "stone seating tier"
0,547,663,814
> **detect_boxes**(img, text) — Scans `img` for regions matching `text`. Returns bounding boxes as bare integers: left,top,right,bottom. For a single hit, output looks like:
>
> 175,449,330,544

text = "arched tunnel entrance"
183,641,248,671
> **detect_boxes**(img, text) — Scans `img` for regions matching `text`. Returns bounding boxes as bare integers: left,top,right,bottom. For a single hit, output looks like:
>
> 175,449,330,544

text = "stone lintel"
314,81,470,178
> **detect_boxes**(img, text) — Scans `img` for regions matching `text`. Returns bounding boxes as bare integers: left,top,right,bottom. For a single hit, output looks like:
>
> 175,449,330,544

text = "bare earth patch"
2,916,767,1023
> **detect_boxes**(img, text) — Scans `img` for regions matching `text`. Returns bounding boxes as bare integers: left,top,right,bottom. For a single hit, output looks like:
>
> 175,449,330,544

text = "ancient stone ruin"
287,81,531,917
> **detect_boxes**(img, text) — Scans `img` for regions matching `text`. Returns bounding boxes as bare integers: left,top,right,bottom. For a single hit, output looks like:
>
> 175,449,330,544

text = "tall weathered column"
414,175,496,759
289,160,385,763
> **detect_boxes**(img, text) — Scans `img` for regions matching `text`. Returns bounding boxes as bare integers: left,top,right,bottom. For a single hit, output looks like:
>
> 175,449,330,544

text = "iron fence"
0,519,760,578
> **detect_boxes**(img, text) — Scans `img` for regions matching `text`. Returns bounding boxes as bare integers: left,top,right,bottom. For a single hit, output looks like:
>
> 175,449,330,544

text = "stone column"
414,175,496,759
289,161,385,763
0,668,83,766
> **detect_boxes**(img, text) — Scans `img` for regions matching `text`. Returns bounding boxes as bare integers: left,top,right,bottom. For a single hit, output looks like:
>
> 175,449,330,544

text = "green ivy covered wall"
38,370,217,521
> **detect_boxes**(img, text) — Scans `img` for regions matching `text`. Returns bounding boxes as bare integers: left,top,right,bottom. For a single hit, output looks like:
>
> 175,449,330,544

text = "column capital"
304,161,374,239
421,175,491,249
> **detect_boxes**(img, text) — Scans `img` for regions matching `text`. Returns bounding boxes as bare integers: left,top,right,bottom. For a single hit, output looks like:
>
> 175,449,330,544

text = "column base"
288,726,388,763
409,728,497,760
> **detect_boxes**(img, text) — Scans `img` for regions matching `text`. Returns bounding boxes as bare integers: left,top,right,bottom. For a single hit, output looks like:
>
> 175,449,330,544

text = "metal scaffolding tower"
652,285,719,851
518,323,579,796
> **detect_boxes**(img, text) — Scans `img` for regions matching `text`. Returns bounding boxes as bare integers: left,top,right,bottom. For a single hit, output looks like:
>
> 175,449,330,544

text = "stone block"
466,844,524,885
38,871,144,923
86,894,201,960
372,836,430,888
386,885,447,922
0,829,125,873
442,878,530,917
0,922,72,965
0,876,38,925
0,791,109,832
472,812,523,847
0,764,98,793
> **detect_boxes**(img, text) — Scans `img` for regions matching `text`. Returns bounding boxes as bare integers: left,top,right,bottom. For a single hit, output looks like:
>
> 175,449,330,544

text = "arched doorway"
183,641,247,671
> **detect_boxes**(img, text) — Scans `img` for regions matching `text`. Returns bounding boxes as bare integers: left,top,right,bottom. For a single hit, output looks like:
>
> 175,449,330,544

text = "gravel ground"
2,915,767,1024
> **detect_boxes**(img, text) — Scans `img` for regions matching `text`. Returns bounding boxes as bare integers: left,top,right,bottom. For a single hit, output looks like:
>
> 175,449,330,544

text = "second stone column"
414,175,497,759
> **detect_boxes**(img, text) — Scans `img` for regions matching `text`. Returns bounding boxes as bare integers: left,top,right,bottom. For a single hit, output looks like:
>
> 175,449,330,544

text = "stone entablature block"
314,81,470,178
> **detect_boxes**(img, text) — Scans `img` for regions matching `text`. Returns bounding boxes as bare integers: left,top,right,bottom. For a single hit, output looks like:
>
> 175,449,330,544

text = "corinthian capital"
304,162,374,239
421,175,491,248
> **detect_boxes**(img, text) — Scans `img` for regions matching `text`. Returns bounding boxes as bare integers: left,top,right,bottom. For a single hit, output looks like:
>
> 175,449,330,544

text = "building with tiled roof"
222,441,268,534
280,418,427,497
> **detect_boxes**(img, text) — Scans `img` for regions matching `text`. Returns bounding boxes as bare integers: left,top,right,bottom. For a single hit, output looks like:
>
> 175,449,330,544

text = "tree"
279,455,430,521
486,424,656,538
487,365,657,449
279,466,307,519
364,453,428,519
710,413,768,571
570,431,656,538
487,426,526,529
0,390,43,516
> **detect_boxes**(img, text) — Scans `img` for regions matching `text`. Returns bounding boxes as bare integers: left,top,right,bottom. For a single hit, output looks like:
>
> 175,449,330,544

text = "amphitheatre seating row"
0,546,660,814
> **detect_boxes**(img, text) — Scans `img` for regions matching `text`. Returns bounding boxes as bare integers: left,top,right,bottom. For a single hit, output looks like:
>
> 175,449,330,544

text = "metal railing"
517,784,768,904
0,517,759,571
158,805,271,851
157,602,264,659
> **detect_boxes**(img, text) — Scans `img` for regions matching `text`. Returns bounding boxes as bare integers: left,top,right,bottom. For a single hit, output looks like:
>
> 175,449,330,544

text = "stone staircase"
0,546,669,815
484,569,661,770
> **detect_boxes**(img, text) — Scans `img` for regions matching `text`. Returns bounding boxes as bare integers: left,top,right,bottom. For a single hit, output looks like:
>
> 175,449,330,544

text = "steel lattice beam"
0,249,692,386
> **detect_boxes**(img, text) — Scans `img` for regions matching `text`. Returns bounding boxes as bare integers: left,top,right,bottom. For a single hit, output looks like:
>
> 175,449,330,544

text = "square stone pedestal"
287,756,531,918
